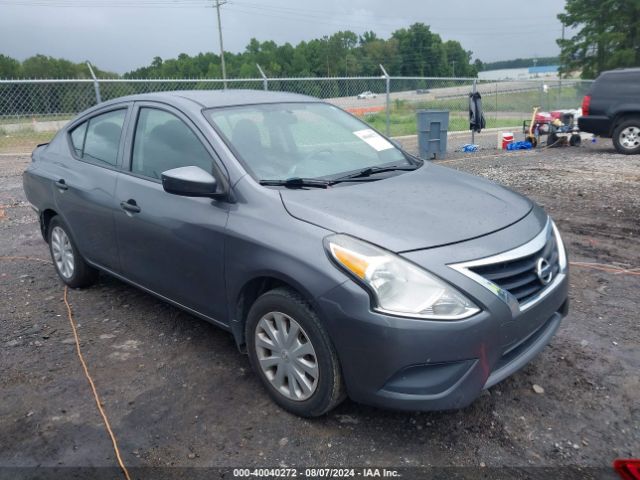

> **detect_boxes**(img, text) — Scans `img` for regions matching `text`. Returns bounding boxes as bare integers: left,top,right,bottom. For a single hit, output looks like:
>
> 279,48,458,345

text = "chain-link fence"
0,76,593,155
383,77,593,153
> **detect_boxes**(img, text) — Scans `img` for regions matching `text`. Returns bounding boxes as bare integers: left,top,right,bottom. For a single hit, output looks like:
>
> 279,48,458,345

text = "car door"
113,102,230,323
54,104,131,271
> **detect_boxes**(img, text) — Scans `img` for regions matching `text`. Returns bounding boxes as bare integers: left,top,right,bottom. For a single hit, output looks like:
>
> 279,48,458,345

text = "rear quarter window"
69,122,87,156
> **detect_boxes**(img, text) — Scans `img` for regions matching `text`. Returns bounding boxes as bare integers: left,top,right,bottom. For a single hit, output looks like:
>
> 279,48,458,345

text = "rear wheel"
246,287,345,417
48,216,98,288
612,118,640,154
570,134,581,147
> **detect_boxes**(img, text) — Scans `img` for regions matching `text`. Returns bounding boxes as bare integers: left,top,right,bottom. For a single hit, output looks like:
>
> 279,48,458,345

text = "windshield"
205,102,410,181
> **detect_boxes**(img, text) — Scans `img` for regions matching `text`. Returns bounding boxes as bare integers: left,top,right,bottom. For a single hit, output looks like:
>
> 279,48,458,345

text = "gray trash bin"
417,110,449,159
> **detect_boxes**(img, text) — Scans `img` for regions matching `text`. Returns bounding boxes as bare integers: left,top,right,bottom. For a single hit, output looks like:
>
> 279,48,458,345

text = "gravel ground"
0,140,638,479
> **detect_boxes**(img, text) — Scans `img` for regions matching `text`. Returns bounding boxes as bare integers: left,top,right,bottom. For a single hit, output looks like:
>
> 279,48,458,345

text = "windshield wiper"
259,165,420,189
259,177,330,189
331,164,419,183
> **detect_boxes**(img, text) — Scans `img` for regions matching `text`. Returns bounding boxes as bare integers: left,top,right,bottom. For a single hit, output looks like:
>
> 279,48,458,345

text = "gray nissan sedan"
23,90,569,417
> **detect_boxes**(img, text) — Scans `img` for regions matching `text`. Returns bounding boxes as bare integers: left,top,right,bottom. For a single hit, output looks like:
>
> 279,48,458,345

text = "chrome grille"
468,230,560,305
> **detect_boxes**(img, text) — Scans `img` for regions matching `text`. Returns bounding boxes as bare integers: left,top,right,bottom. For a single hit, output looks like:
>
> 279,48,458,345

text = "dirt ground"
0,140,638,479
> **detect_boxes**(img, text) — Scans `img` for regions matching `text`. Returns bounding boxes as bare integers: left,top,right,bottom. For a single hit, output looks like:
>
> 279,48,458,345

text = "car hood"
280,163,533,252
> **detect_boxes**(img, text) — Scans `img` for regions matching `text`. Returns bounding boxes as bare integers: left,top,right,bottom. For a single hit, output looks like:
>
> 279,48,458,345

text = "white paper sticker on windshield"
353,129,394,151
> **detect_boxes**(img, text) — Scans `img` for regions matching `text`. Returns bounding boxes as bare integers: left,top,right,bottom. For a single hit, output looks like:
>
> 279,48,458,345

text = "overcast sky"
0,0,567,74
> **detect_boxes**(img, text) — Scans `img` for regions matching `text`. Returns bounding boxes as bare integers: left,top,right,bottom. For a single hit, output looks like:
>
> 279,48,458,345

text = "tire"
547,132,559,147
612,118,640,155
48,216,98,288
245,287,346,417
570,134,581,147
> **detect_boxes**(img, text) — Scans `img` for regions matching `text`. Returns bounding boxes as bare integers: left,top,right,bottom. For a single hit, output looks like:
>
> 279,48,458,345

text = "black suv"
578,68,640,154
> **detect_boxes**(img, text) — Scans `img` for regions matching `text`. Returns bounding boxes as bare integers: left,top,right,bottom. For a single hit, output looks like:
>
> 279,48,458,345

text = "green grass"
0,129,55,154
361,85,587,136
0,114,73,125
413,85,586,113
364,111,522,137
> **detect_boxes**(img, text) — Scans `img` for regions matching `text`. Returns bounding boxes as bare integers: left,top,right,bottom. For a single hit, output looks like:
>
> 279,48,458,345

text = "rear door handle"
54,179,68,191
120,199,141,214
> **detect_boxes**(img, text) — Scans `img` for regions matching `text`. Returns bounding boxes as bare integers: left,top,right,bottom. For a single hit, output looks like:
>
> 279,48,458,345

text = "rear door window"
70,109,126,166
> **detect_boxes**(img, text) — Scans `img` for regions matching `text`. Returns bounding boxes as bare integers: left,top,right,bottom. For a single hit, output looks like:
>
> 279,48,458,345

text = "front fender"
608,106,640,134
223,180,348,346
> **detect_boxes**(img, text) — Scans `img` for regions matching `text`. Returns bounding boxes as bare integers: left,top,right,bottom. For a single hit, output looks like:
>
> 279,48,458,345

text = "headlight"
325,234,480,320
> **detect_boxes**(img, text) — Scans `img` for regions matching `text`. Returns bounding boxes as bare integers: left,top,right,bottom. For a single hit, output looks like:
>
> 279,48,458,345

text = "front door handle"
54,179,68,191
120,199,141,214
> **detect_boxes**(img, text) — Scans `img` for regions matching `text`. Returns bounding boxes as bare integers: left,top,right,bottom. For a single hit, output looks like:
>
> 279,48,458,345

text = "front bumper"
315,212,569,411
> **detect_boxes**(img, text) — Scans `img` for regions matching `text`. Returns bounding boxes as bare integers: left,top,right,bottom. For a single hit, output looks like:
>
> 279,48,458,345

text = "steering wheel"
288,148,334,177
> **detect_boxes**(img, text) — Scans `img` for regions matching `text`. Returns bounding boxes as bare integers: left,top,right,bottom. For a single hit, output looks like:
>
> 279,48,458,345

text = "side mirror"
161,166,220,198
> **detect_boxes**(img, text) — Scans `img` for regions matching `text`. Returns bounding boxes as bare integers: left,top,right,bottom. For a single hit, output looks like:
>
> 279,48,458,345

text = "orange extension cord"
1,255,131,480
63,286,132,480
1,252,638,480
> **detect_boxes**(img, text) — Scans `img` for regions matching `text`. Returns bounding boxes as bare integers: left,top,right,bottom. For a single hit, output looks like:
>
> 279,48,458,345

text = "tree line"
0,53,117,79
1,24,477,80
125,24,477,79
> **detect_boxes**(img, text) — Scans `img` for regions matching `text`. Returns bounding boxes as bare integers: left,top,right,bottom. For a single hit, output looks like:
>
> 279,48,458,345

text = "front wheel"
48,216,98,288
612,119,640,154
246,287,345,417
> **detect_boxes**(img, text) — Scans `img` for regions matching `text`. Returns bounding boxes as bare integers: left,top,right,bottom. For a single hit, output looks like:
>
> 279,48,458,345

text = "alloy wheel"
51,226,75,279
620,126,640,149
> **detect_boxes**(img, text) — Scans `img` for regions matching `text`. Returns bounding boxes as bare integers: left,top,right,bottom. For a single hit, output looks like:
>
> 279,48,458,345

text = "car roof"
600,67,640,76
99,89,320,110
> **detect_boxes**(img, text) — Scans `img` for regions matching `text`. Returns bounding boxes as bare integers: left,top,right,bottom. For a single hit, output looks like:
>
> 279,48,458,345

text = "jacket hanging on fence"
469,92,486,133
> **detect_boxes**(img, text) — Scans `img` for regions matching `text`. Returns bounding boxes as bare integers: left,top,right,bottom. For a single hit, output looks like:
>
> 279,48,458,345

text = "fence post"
495,82,498,127
539,80,544,111
256,64,268,91
379,64,390,137
86,62,102,104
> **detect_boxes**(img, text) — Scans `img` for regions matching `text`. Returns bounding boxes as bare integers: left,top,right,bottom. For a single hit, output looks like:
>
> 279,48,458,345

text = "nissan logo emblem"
536,258,553,285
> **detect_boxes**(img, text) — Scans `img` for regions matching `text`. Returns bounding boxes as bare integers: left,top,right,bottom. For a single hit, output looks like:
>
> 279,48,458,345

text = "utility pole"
379,64,391,136
214,0,227,88
451,60,456,77
559,23,565,94
345,55,348,97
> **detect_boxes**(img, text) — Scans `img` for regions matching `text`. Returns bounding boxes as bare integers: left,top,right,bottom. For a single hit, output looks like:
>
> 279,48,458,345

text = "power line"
231,0,554,22
229,1,557,28
0,0,212,7
223,5,561,37
0,0,212,3
0,0,561,36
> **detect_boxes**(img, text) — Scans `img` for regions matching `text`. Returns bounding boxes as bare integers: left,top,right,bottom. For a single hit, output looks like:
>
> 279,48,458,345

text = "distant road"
328,80,581,111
